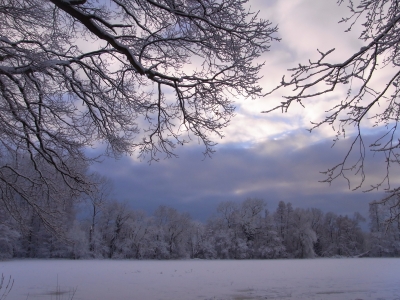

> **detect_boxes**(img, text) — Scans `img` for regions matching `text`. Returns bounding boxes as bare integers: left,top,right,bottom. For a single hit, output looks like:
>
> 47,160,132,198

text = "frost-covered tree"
266,0,400,209
124,210,153,259
289,208,317,258
308,208,324,256
257,207,285,259
317,212,365,257
238,198,265,243
205,215,235,259
368,199,400,256
187,221,216,259
91,200,131,258
319,212,339,256
152,205,192,259
236,198,270,258
0,0,277,228
208,199,285,259
213,200,253,258
273,205,317,258
84,174,112,256
335,213,366,256
273,201,295,256
274,201,288,241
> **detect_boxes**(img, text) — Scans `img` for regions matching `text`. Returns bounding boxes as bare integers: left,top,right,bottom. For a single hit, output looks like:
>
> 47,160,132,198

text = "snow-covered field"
0,258,399,300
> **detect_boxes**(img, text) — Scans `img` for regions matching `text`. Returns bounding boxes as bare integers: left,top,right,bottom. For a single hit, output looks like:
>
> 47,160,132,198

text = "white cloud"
217,0,369,148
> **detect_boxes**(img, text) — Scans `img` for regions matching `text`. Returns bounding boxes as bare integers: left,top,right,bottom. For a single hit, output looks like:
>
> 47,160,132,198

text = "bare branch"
0,0,276,228
265,0,400,206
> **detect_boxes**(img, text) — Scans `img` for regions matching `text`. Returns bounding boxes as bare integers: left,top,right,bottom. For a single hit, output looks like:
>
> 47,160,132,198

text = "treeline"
1,191,399,260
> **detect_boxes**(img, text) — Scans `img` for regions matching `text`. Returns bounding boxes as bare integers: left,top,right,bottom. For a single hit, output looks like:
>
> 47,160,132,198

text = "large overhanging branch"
0,0,277,229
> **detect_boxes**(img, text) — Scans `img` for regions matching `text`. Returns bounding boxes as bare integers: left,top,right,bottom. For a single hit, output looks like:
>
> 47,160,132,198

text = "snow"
0,258,399,300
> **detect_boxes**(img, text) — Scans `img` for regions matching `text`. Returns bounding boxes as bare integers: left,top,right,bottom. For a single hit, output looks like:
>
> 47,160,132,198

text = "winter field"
0,258,399,300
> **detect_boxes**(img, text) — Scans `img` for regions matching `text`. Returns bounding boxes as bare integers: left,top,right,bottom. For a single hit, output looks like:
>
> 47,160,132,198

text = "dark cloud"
88,129,391,222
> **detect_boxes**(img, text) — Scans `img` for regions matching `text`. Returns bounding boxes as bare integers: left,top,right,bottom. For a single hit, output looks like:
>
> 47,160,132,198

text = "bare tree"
265,0,400,206
0,0,278,225
0,153,85,233
85,173,112,254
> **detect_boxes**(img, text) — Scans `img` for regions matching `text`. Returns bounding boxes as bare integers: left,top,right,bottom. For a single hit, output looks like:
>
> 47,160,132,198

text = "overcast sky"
89,0,393,222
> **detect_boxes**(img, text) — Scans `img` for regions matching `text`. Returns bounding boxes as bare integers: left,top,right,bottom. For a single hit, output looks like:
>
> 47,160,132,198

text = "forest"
1,181,399,260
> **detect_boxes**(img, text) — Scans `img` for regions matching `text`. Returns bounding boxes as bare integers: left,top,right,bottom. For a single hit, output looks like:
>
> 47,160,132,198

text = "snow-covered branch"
0,0,277,229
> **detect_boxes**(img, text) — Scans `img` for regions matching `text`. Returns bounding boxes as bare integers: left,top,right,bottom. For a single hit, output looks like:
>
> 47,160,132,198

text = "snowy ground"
0,258,399,300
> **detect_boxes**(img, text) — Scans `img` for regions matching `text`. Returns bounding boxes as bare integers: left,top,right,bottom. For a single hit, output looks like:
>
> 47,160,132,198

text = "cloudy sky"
90,0,394,222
